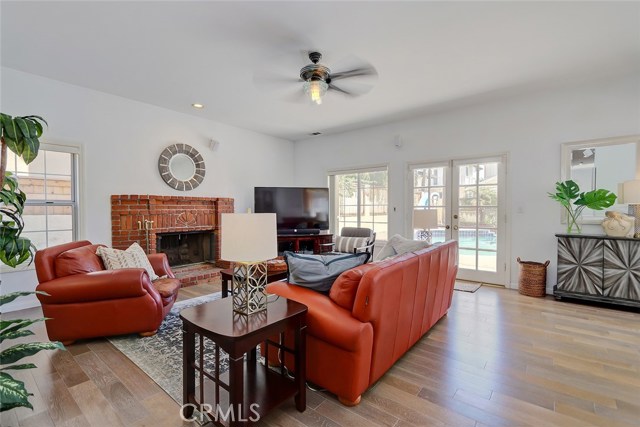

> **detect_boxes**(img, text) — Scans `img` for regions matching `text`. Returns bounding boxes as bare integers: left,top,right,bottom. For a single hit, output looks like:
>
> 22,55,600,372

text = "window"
3,144,79,270
329,166,388,241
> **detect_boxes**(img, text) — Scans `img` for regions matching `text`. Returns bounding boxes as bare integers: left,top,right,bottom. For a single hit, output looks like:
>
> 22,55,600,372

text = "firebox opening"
156,231,214,267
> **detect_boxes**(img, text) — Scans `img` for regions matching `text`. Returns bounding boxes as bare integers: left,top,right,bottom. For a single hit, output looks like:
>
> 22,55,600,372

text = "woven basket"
517,257,549,297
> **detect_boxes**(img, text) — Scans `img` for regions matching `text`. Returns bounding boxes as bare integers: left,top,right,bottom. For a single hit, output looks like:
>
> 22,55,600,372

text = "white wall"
1,67,295,311
293,73,640,291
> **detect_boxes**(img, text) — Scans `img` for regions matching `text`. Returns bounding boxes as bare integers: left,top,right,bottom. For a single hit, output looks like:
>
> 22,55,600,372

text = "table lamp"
221,213,277,315
413,209,438,242
621,179,640,238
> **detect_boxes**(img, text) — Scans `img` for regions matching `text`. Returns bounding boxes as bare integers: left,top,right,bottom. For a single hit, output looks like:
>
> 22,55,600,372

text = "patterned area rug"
108,292,225,404
454,281,482,293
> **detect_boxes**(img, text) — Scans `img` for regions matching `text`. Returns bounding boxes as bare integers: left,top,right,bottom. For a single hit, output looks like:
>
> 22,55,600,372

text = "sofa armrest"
36,269,153,305
147,253,175,278
266,282,373,353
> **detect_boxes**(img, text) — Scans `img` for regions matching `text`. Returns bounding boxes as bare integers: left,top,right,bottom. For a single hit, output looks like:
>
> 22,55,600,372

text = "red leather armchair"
35,240,181,345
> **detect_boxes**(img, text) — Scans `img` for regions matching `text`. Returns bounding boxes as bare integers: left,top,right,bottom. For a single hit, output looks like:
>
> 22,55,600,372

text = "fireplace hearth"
157,231,214,267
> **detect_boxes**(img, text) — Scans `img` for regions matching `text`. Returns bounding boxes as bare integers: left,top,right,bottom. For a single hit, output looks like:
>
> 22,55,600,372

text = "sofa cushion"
153,277,181,299
55,244,106,278
96,243,159,281
330,263,378,310
285,251,370,292
374,234,431,261
335,236,369,253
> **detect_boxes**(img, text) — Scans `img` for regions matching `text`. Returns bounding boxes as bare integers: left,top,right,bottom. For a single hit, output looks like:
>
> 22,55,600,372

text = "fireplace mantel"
110,194,233,268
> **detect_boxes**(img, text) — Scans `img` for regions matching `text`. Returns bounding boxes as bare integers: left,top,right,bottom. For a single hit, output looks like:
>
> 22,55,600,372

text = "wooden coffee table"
220,268,288,298
180,297,307,426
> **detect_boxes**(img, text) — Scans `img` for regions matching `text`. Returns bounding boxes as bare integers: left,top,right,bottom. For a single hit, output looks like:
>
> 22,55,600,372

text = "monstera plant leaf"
574,189,617,210
547,180,581,208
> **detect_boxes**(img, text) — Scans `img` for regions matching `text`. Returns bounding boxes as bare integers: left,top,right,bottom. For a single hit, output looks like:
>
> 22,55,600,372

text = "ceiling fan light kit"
303,80,328,105
298,51,376,105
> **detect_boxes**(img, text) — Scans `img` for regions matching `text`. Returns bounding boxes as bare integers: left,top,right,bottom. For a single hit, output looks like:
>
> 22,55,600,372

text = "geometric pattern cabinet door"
555,234,640,308
604,239,640,300
556,236,604,295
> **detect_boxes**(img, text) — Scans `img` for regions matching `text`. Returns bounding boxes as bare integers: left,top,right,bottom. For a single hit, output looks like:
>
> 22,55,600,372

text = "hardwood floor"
1,283,638,426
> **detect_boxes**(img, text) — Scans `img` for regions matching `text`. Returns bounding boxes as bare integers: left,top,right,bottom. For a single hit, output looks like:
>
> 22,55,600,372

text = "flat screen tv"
254,187,329,234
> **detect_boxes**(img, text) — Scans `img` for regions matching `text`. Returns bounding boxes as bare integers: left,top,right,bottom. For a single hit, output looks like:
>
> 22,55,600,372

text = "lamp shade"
220,213,277,262
413,209,438,229
621,180,640,204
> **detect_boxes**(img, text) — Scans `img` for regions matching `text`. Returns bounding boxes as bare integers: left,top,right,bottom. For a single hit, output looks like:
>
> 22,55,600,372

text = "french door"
409,155,507,285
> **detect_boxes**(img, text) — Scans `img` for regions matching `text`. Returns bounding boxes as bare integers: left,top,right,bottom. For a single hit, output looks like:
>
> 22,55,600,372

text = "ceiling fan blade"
329,81,374,97
330,66,378,81
328,83,355,96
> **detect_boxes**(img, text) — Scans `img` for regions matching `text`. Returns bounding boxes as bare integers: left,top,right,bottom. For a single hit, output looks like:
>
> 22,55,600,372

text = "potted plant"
548,180,617,233
1,113,64,412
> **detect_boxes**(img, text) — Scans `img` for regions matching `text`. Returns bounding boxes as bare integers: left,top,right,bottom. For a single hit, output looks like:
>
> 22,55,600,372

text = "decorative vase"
566,212,582,234
601,211,634,238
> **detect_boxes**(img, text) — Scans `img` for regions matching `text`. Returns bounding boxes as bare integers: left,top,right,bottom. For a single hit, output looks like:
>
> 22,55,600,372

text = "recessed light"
191,103,204,109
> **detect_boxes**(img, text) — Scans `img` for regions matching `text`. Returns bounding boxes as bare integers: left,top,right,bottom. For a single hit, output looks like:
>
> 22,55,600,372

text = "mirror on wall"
158,143,205,191
169,153,196,181
561,135,639,224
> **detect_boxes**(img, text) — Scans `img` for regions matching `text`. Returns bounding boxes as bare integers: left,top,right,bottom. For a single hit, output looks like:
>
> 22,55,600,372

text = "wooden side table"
180,297,307,426
220,268,288,298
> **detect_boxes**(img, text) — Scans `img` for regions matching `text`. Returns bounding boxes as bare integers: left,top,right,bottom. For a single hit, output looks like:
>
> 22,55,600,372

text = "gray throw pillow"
374,234,431,261
284,251,370,292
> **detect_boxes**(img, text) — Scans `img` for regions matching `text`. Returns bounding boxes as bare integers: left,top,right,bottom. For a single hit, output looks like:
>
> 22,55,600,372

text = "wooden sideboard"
277,233,333,255
554,234,640,308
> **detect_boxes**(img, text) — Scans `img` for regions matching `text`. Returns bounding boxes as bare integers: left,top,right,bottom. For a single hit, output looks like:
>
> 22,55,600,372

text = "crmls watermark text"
180,403,261,423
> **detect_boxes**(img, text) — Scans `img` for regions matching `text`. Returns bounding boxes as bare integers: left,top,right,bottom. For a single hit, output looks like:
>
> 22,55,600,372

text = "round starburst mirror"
158,143,205,191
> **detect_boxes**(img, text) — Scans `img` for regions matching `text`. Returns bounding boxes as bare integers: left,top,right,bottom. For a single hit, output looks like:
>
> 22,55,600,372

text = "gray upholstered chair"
321,227,376,260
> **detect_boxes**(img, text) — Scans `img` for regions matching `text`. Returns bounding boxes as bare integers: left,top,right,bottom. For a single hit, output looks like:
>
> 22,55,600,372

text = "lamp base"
231,261,268,315
416,229,432,243
629,205,640,239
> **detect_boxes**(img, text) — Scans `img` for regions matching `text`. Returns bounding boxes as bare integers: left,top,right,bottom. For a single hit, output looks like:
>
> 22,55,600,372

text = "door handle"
453,214,459,219
453,225,459,230
445,225,450,229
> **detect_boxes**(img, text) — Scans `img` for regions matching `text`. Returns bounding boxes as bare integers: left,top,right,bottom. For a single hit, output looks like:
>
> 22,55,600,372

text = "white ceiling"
2,1,640,141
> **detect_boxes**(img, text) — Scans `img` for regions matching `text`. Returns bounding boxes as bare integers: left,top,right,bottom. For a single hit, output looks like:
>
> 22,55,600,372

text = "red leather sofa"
35,240,180,345
266,240,458,405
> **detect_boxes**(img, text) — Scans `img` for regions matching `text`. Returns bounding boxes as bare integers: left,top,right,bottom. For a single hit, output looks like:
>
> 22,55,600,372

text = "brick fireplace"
110,195,234,286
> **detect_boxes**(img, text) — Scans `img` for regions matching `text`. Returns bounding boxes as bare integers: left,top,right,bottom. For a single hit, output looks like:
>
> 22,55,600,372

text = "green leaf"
21,136,39,165
0,114,19,142
2,172,19,193
0,342,64,365
0,319,24,332
0,330,35,343
3,136,19,155
0,372,33,411
1,363,37,371
547,180,581,208
24,119,39,139
14,117,30,140
0,291,49,307
0,318,46,335
575,189,618,210
21,115,48,129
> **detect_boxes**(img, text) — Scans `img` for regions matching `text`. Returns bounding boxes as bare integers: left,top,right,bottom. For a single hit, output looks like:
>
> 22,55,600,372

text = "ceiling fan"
298,51,377,104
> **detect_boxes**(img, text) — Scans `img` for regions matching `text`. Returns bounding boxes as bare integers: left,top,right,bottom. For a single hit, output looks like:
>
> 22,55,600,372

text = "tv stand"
277,233,333,255
278,229,320,235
